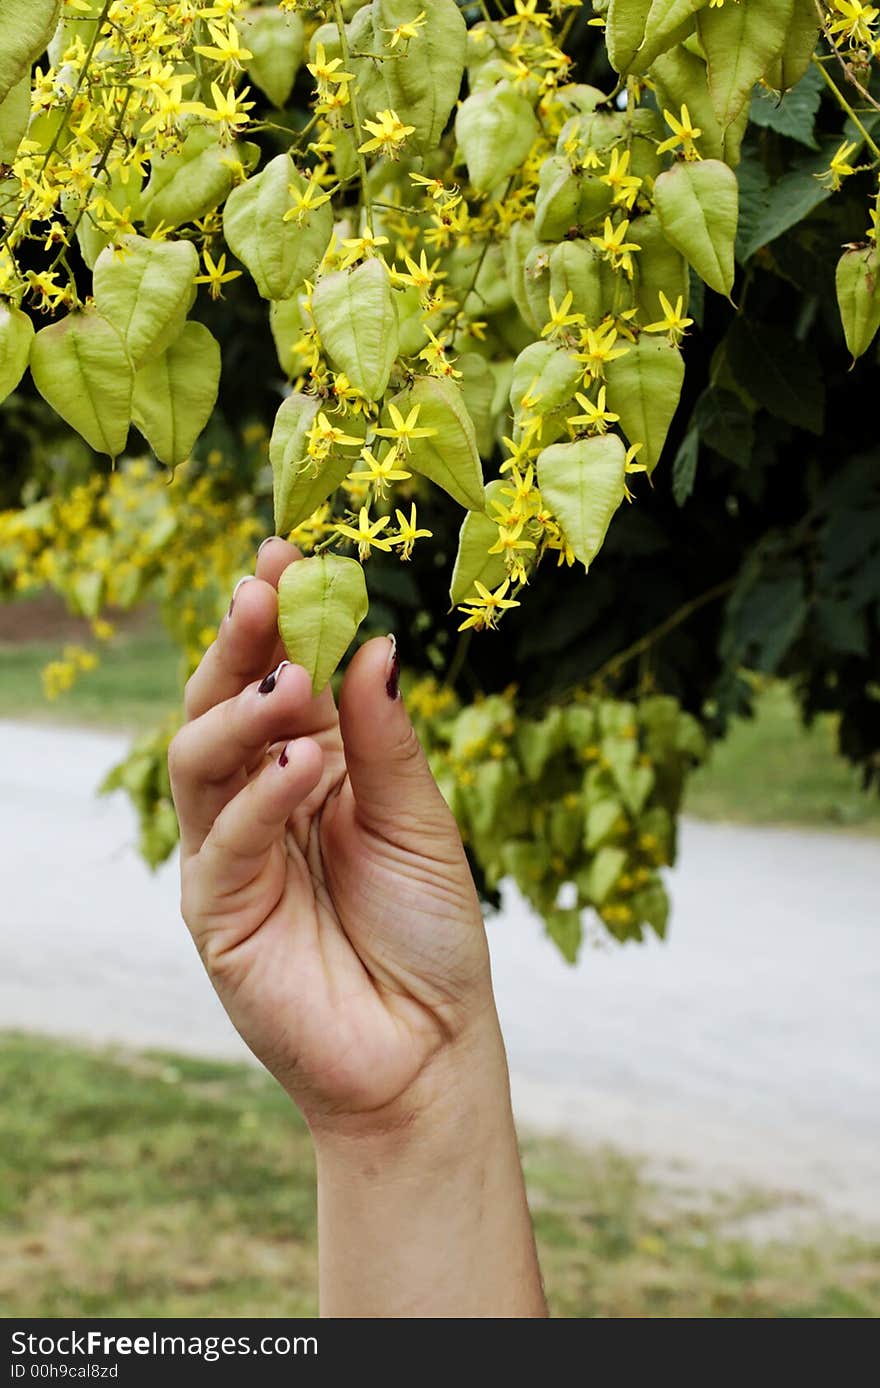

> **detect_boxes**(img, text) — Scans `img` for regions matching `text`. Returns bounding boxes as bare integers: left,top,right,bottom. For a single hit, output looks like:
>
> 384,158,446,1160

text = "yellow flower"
540,290,585,339
657,105,703,161
374,401,437,452
643,292,694,345
817,140,859,191
194,249,242,300
391,503,432,559
348,444,412,496
568,386,620,436
358,109,416,158
589,216,641,278
382,10,427,46
457,579,521,631
334,506,393,558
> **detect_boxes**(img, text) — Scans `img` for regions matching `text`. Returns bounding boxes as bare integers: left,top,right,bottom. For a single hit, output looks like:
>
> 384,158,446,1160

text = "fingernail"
385,633,400,701
258,536,280,556
258,660,290,696
228,574,254,617
279,742,290,768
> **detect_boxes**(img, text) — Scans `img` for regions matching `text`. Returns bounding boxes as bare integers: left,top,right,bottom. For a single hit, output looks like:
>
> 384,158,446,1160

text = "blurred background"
1,594,878,1318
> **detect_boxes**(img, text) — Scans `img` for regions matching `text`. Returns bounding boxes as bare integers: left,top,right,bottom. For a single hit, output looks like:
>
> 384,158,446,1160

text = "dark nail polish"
385,635,400,701
279,744,289,768
258,660,289,695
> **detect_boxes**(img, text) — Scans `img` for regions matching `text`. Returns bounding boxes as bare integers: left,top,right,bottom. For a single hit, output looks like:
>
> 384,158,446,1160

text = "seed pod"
0,0,59,104
277,553,369,694
537,434,627,569
510,341,581,419
455,82,540,193
651,43,749,166
269,393,366,534
30,308,133,458
835,245,880,362
764,0,820,91
375,0,466,153
549,240,616,327
630,0,707,74
312,258,399,401
143,127,259,232
385,375,485,510
449,478,509,605
503,220,541,331
0,74,29,162
458,352,496,458
269,294,308,377
93,235,198,368
631,211,689,323
534,157,582,242
522,242,553,330
654,158,738,299
606,0,653,73
224,153,333,302
0,302,33,404
697,0,794,130
131,321,221,467
605,335,684,474
242,6,304,108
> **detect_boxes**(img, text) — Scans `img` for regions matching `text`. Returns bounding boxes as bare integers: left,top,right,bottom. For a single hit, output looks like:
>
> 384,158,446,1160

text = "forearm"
310,1014,547,1319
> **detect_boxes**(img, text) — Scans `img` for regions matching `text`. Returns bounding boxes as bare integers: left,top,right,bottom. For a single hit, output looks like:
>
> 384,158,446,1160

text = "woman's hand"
169,538,546,1317
169,537,492,1129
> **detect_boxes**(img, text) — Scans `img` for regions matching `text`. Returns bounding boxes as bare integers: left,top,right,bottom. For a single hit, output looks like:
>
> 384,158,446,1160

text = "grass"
1,623,878,831
685,683,880,833
0,629,183,731
1,1033,878,1319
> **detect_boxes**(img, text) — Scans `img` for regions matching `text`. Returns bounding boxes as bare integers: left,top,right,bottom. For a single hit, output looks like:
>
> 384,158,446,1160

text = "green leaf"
131,321,221,467
30,309,133,458
449,479,511,605
269,392,365,534
0,0,59,104
269,294,308,377
387,375,485,510
224,153,332,302
585,797,623,851
455,83,540,193
631,883,670,938
537,435,627,569
606,0,653,73
277,553,369,693
654,159,738,298
672,427,699,506
312,258,399,401
0,75,29,163
735,142,833,262
633,0,709,71
92,235,198,369
0,303,34,405
243,6,304,108
605,336,684,474
693,387,755,463
142,127,258,232
375,0,466,153
835,245,880,362
748,63,822,148
698,0,794,130
726,319,824,433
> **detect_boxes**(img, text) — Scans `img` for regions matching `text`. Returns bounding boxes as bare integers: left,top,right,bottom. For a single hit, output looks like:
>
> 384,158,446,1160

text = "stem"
587,578,736,690
52,86,133,278
813,0,880,116
332,0,370,226
444,630,472,689
813,55,880,159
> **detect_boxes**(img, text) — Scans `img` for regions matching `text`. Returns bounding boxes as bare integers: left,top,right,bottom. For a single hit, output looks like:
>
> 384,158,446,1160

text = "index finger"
184,538,301,722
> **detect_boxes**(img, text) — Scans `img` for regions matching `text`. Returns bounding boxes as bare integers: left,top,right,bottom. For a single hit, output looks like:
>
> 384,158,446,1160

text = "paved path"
1,720,877,1222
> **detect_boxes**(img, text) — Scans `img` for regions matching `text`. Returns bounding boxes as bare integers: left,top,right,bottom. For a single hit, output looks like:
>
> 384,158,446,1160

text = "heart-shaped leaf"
277,553,369,693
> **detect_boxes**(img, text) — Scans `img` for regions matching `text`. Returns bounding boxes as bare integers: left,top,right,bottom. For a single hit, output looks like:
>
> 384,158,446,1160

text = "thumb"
338,635,455,847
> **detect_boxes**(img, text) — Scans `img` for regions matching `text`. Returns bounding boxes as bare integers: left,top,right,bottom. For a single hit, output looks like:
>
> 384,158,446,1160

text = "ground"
2,1034,878,1319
